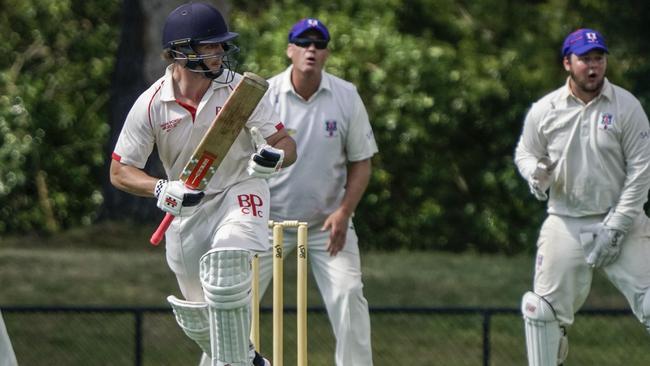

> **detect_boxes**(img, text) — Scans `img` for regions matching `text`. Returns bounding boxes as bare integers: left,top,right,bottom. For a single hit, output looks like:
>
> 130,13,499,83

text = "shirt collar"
562,76,613,102
160,64,176,102
160,64,233,102
600,78,613,100
210,70,234,89
280,65,331,99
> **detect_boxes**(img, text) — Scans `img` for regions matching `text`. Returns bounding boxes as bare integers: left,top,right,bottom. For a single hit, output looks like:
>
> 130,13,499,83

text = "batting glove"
528,157,556,201
247,127,284,179
154,179,205,217
579,223,625,268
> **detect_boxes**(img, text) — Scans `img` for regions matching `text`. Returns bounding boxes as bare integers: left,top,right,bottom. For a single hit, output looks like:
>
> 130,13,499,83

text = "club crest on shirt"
598,113,615,130
325,120,338,137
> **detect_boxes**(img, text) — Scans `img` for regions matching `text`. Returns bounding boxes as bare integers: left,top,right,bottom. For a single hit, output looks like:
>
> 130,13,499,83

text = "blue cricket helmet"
162,2,238,49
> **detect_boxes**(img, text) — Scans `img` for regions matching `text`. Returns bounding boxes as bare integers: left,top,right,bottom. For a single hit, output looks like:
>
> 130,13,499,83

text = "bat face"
179,72,269,190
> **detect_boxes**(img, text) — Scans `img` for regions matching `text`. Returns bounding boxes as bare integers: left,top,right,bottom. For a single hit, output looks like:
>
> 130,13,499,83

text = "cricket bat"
150,72,269,245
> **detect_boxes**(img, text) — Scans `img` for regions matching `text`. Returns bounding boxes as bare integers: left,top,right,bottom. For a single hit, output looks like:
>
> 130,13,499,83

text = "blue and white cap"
561,28,608,57
288,18,330,42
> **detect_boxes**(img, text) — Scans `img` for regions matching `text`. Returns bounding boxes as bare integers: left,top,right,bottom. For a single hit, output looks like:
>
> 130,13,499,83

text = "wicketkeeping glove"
154,179,205,217
247,127,284,179
528,157,557,201
579,223,625,268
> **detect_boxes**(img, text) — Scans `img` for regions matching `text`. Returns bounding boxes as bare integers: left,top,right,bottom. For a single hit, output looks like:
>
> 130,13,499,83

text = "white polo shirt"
266,66,378,225
515,78,650,231
113,65,283,195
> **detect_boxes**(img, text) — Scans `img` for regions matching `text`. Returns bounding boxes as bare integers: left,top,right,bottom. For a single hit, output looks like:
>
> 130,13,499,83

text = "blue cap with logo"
288,18,330,42
561,28,608,57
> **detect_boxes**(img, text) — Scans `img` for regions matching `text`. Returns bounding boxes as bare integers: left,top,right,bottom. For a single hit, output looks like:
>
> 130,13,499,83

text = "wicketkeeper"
515,28,650,365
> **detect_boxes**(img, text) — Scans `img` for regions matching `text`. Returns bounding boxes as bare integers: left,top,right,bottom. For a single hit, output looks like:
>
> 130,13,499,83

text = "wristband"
154,179,167,199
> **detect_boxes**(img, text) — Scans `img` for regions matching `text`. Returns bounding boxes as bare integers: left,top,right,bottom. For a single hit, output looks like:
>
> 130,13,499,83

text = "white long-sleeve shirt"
515,78,650,232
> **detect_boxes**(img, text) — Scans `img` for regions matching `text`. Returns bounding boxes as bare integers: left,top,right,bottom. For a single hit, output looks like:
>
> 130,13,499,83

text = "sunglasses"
292,38,328,50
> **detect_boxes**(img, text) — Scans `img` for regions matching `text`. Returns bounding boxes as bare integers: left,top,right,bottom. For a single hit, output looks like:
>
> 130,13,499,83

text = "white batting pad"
200,248,253,366
167,295,211,357
521,291,568,366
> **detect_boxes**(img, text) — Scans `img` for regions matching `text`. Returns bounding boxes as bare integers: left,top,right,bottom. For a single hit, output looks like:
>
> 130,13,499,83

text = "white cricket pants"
0,310,17,366
533,213,650,327
166,179,271,301
163,179,271,366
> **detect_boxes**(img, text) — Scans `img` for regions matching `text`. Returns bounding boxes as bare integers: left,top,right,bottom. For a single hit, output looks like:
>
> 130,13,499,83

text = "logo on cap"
586,32,598,43
561,28,608,57
288,17,330,42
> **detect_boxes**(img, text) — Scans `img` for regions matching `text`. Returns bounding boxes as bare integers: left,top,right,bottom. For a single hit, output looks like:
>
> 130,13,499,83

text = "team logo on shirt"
598,113,614,130
161,118,182,132
325,120,338,137
237,193,264,217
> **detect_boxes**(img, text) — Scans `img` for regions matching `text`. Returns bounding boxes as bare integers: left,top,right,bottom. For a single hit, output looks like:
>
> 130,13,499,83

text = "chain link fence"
2,306,648,365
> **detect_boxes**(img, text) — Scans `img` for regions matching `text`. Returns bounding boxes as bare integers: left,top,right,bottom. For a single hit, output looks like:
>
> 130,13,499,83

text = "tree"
0,0,120,233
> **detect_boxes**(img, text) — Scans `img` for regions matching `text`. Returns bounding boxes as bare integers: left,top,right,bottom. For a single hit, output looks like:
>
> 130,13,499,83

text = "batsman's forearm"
339,159,372,216
265,128,297,167
109,159,158,197
273,135,297,167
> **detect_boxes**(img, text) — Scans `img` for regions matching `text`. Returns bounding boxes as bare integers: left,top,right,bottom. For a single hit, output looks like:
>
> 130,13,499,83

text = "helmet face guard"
162,3,240,83
168,38,239,82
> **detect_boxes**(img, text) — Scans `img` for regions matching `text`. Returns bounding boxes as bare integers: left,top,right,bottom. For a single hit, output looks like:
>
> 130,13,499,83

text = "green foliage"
2,0,649,253
0,0,119,233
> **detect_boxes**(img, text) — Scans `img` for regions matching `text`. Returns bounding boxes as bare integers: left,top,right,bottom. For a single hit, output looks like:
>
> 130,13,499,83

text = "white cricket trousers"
533,213,650,327
0,310,17,366
257,223,374,366
163,179,271,366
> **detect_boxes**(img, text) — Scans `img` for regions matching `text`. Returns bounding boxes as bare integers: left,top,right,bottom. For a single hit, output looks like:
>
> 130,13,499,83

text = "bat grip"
150,213,174,245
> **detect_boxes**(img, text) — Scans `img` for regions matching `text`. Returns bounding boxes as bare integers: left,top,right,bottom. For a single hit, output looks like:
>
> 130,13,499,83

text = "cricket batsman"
109,2,296,365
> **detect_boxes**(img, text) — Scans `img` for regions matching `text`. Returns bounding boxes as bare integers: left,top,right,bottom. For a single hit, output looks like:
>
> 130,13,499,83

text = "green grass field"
0,221,645,365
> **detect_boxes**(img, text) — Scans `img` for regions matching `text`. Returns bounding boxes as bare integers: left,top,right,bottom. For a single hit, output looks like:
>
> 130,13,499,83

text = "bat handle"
150,213,174,245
